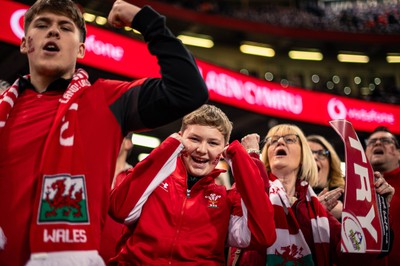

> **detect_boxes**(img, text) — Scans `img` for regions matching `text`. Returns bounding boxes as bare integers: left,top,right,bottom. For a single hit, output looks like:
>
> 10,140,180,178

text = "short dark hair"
24,0,86,42
370,126,399,148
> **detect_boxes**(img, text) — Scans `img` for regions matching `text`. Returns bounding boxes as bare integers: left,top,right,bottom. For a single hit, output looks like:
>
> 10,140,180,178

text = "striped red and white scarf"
0,69,90,130
0,69,98,253
267,174,331,265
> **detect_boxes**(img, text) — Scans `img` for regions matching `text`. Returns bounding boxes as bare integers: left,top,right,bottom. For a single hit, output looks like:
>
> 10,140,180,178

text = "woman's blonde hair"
307,135,345,189
261,124,318,187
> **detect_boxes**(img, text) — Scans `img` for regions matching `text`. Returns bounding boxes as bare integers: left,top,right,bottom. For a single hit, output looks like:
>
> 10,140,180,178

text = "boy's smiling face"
180,124,226,177
20,11,85,80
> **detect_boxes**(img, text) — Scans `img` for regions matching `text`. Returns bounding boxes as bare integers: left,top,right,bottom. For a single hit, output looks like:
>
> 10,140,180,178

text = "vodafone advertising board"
1,1,399,134
199,64,399,134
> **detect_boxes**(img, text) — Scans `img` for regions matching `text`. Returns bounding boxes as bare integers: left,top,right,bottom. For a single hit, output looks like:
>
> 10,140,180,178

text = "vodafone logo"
85,35,124,61
328,98,347,119
328,97,394,124
10,9,27,40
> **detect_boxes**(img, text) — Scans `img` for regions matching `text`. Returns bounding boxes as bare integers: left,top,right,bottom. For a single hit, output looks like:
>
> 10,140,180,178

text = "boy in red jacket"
109,104,276,265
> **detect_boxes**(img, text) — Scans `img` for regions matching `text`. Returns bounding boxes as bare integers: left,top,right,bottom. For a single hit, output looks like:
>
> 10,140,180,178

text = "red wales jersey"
0,78,144,265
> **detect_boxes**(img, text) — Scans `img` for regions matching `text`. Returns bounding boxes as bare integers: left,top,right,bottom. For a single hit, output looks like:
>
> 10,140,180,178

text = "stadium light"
177,33,214,48
239,41,275,57
386,53,400,63
337,52,369,63
83,13,96,23
131,134,160,148
288,50,323,61
95,16,107,26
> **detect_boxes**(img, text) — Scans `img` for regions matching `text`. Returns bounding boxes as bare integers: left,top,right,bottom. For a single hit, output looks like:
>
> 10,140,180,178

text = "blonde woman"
232,124,394,266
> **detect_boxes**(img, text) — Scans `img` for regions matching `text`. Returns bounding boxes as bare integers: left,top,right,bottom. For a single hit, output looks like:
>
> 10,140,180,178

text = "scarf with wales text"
267,174,331,265
0,69,96,253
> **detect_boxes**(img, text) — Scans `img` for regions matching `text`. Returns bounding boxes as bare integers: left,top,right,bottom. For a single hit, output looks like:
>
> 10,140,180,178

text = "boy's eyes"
188,137,220,146
36,23,47,28
34,23,73,31
60,25,73,31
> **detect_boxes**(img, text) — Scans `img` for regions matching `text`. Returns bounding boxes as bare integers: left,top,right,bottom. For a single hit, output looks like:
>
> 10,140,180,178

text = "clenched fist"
108,0,141,28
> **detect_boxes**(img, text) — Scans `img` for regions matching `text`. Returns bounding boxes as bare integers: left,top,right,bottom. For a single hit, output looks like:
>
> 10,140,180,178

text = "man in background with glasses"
366,126,399,265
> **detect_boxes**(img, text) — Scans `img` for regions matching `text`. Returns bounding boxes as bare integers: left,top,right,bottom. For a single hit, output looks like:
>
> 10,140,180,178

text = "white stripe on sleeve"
124,144,183,224
228,199,251,248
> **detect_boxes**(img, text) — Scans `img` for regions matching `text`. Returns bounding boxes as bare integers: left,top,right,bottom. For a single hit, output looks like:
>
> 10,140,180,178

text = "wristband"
246,149,260,155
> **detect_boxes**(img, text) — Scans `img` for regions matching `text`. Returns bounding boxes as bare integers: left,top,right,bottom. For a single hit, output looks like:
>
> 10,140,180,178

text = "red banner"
330,119,390,253
199,63,400,134
1,1,399,134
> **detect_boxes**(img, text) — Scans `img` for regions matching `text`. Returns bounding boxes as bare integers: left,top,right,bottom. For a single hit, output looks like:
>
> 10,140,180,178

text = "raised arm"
225,140,276,249
108,1,208,132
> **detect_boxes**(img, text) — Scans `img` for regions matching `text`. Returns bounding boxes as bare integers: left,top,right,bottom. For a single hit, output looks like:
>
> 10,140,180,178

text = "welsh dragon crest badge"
38,174,89,223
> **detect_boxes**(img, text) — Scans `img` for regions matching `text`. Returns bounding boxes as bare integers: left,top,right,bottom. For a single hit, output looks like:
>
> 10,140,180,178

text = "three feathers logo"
205,193,221,208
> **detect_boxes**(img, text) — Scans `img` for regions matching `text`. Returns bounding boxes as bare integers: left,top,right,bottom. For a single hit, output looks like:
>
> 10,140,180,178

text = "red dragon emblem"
275,244,305,265
45,178,83,218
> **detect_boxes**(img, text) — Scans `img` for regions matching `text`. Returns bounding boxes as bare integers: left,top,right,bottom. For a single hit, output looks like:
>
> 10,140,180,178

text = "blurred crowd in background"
158,0,400,34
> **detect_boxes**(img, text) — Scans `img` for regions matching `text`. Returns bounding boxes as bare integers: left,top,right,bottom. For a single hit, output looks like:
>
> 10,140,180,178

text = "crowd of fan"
154,0,400,105
158,0,400,34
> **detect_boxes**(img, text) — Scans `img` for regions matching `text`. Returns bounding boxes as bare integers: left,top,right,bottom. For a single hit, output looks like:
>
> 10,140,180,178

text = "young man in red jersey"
0,0,208,265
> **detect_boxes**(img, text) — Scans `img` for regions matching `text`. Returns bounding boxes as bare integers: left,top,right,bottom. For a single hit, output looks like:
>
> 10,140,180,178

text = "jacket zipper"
169,190,188,263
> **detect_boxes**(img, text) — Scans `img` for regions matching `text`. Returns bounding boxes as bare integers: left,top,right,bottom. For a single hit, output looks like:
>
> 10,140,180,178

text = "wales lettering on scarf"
44,229,87,243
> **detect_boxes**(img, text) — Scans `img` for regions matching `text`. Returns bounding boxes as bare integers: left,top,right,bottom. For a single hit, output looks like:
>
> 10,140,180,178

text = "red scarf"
267,174,331,265
0,69,96,252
